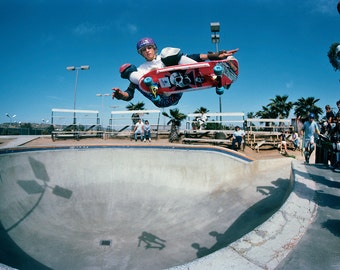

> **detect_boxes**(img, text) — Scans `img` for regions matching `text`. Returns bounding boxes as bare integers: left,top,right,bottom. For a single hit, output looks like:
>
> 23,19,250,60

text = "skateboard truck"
144,77,160,101
213,65,224,95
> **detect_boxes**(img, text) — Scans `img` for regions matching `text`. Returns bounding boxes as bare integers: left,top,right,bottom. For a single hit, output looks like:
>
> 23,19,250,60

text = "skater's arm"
112,83,136,101
196,48,239,61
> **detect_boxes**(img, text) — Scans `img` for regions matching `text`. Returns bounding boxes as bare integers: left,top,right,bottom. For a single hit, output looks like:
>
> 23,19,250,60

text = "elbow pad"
119,64,137,79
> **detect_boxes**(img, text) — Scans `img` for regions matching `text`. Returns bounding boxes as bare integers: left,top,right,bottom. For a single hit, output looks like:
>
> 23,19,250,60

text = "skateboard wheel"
151,95,160,102
144,77,153,86
214,65,223,76
216,87,224,95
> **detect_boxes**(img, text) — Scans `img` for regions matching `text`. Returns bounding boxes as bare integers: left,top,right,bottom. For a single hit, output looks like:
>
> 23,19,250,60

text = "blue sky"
1,0,339,125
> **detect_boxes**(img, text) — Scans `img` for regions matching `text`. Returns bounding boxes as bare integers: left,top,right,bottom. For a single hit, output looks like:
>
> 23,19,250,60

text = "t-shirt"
135,122,144,132
280,133,286,141
302,120,319,141
234,129,245,137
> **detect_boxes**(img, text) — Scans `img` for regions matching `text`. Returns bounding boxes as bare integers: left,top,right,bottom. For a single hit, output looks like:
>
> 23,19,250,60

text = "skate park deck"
0,136,337,269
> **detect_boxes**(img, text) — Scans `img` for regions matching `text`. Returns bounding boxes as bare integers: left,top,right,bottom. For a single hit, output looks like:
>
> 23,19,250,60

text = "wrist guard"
113,90,125,100
207,50,228,60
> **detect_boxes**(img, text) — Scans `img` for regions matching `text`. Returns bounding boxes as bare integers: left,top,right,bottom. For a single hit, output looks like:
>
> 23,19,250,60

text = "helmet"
309,113,315,119
136,37,157,54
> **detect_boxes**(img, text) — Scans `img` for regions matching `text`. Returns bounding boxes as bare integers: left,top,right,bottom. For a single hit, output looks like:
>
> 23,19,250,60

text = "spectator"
301,113,320,164
198,112,207,130
232,126,245,151
330,116,340,172
280,130,288,154
336,100,340,119
143,120,151,142
133,119,144,141
292,130,299,151
325,104,335,134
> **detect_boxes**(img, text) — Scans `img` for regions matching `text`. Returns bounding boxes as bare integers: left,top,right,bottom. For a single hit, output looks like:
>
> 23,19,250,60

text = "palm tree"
293,97,323,122
162,108,187,142
256,106,277,126
126,101,145,125
194,106,209,114
247,112,256,118
256,105,277,119
327,42,340,71
246,112,256,130
268,95,293,119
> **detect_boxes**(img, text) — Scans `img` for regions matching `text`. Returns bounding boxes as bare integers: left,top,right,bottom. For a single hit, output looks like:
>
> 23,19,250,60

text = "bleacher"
182,112,244,147
51,109,104,141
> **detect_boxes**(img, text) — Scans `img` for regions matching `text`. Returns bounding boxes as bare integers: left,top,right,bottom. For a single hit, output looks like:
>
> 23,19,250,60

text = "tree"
268,95,293,119
327,42,340,71
247,112,256,119
162,108,187,142
126,101,146,125
255,95,293,128
246,112,256,129
255,106,277,127
256,106,277,126
194,107,209,114
293,97,323,122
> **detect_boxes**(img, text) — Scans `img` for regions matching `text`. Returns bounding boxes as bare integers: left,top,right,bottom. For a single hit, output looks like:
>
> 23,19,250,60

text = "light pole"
210,22,220,52
5,113,16,123
66,65,90,124
96,93,110,125
210,22,222,125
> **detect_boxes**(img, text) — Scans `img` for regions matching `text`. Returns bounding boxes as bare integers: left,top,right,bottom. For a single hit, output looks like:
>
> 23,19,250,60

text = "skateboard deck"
139,56,239,99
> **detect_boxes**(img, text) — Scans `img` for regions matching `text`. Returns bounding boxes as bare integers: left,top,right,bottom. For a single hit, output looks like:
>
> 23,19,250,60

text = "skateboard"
139,57,239,101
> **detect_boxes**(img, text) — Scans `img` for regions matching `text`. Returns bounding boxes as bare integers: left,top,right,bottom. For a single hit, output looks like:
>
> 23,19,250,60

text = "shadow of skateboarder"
137,231,166,250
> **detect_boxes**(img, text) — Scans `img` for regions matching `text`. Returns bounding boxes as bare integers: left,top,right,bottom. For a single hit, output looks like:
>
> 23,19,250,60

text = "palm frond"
327,42,340,71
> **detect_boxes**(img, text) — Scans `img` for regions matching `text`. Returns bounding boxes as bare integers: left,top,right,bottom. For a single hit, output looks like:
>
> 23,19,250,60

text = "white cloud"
72,22,107,36
126,23,137,34
306,0,338,15
286,80,294,89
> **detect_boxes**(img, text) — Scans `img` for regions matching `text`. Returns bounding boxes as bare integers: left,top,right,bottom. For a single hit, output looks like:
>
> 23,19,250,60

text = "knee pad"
310,144,315,153
161,47,183,66
119,63,137,79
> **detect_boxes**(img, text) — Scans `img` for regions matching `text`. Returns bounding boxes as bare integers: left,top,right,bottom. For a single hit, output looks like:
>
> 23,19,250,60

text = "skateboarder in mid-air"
112,37,238,107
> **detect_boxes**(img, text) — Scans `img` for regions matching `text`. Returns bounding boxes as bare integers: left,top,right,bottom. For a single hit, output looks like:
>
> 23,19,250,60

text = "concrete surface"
0,144,292,270
0,136,38,149
276,163,340,270
0,135,339,270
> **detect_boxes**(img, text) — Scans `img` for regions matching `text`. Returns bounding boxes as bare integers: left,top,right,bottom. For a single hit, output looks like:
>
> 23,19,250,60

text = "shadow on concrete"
6,157,72,233
295,164,340,189
1,156,72,269
292,165,340,239
29,156,50,182
137,231,167,250
293,167,340,210
191,177,292,258
0,222,51,270
321,219,340,237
